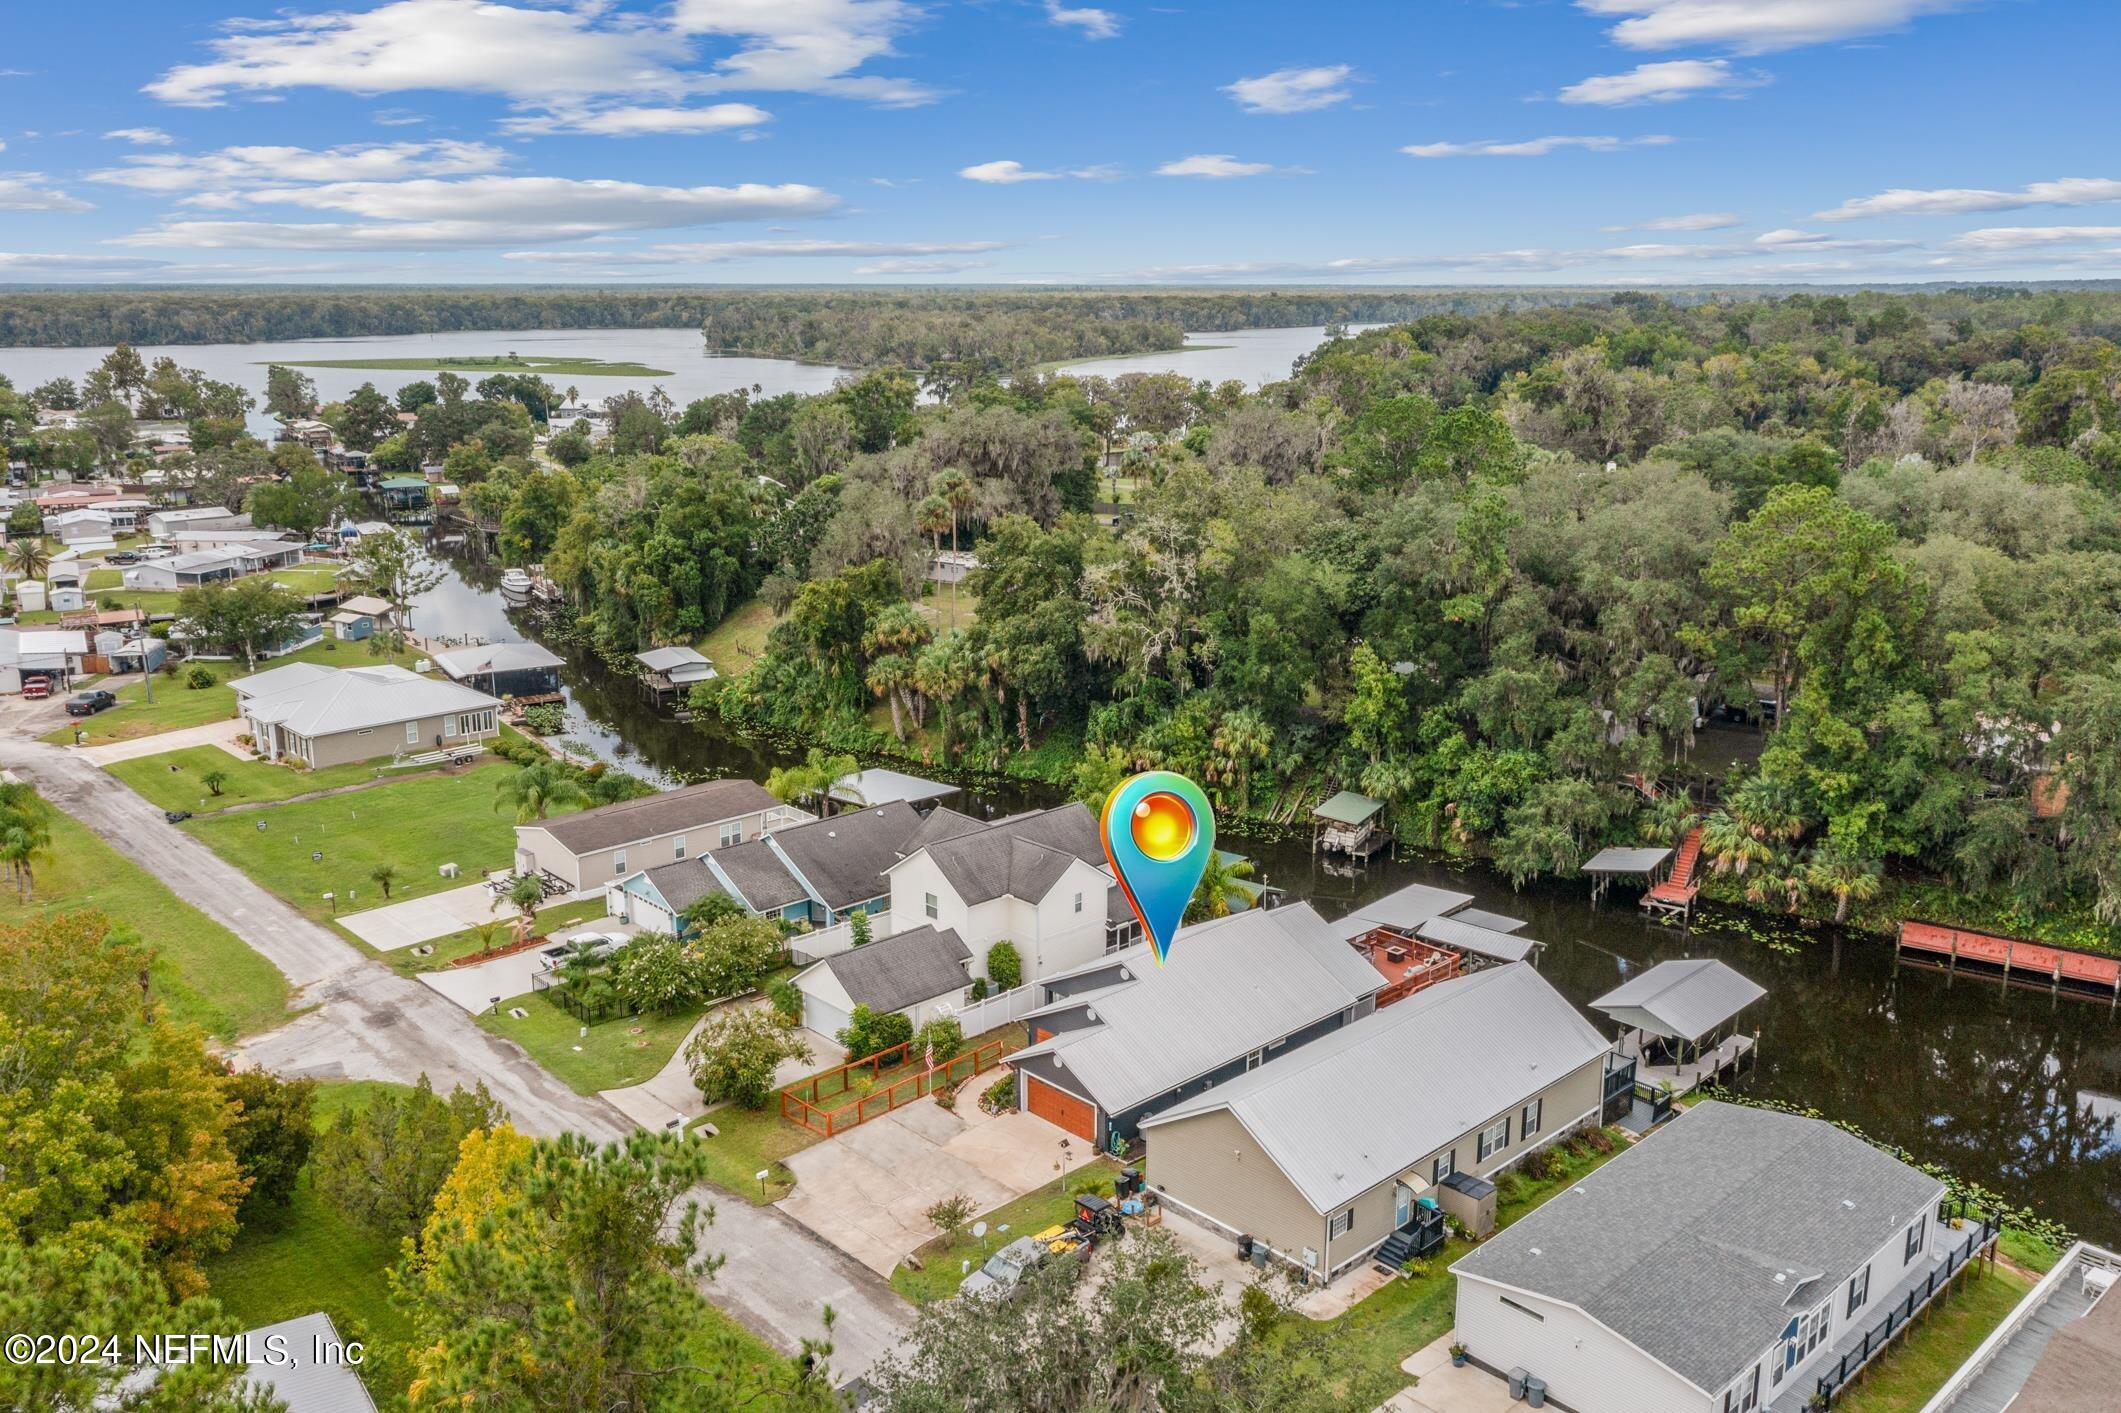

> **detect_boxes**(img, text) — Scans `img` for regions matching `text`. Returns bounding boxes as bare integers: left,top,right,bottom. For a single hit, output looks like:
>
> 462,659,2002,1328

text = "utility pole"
137,598,153,703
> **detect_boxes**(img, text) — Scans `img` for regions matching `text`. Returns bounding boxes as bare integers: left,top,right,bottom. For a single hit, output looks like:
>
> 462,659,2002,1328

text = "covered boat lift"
1591,958,1763,1101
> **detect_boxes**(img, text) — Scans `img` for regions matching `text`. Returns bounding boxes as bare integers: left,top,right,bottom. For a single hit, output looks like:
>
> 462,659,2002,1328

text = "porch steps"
1641,825,1704,918
1373,1228,1424,1275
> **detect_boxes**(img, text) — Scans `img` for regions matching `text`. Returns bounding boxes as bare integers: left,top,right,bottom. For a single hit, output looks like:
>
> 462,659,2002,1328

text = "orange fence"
781,1038,1009,1137
1899,920,2121,993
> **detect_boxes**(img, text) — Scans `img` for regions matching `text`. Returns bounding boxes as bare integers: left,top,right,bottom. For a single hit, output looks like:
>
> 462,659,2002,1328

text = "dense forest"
12,286,2121,949
5,284,1721,359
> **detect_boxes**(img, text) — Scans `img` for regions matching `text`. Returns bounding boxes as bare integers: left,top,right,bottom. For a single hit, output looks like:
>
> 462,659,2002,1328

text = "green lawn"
108,744,392,814
86,568,121,590
204,1080,419,1403
687,1102,825,1205
0,808,289,1042
43,638,426,747
478,988,704,1093
1838,1264,2035,1413
274,354,674,378
699,598,778,678
386,897,609,975
184,761,530,923
892,1161,1124,1304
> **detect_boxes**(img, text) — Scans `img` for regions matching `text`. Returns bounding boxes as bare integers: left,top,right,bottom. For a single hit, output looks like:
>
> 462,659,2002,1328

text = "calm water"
1062,324,1386,387
423,548,2121,1245
0,328,851,436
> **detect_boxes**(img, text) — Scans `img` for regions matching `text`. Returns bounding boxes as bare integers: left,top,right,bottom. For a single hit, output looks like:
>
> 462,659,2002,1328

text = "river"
414,550,2121,1246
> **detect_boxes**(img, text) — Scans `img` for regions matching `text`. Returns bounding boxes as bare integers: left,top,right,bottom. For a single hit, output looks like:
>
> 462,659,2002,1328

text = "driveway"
77,716,249,766
602,1003,837,1131
417,917,640,1014
779,1102,1066,1275
342,880,523,951
0,732,913,1382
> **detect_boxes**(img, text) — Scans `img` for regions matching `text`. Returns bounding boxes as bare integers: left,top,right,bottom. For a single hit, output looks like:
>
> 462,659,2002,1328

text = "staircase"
1641,826,1704,920
1374,1228,1424,1275
1667,826,1703,888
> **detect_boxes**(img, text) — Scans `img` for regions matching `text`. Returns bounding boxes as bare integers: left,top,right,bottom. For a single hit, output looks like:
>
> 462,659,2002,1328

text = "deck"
1618,1028,1756,1098
1923,1241,2119,1413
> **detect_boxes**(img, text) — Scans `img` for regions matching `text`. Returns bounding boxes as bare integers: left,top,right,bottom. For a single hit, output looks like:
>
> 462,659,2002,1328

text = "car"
958,1237,1045,1302
20,678,52,700
105,551,140,565
66,689,119,716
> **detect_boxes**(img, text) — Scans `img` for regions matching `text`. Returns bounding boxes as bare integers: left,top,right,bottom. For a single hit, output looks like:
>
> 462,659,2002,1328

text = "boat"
500,569,533,604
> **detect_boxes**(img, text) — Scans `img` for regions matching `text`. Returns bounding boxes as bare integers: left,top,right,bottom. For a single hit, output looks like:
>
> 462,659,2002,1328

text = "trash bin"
1508,1368,1529,1401
1525,1376,1548,1408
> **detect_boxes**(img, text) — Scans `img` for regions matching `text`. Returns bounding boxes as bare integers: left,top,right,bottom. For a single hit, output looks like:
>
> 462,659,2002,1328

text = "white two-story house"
881,803,1128,986
1451,1100,1960,1413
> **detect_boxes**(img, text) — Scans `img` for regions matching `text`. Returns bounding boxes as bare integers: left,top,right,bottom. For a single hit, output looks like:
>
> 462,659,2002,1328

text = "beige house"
231,662,500,768
1141,963,1612,1284
515,778,803,893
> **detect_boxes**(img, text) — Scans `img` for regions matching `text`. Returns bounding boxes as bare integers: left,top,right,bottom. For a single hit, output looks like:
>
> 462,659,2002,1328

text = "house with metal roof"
1006,904,1383,1152
1142,964,1614,1283
829,767,961,813
431,640,564,698
1331,880,1546,967
882,803,1125,987
514,777,801,894
793,924,973,1038
1452,1101,1965,1413
231,662,501,768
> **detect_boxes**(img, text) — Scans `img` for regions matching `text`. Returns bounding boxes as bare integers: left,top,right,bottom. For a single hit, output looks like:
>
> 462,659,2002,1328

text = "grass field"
184,761,530,923
478,988,704,1093
687,1102,823,1204
273,354,673,377
1838,1264,2035,1413
44,638,425,747
891,1161,1124,1304
108,744,393,813
204,1080,418,1403
699,598,778,677
0,808,289,1041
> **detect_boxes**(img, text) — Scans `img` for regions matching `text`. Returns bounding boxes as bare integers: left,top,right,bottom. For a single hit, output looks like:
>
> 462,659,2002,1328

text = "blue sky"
0,0,2114,285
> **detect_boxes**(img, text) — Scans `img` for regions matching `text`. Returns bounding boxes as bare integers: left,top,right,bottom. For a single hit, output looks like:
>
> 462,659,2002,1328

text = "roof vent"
1529,1247,1542,1257
1842,1199,1857,1210
1774,1273,1787,1284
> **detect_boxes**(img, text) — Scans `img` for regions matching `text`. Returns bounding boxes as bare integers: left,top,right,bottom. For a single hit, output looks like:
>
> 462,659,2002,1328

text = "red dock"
1641,826,1704,921
1897,920,2121,1001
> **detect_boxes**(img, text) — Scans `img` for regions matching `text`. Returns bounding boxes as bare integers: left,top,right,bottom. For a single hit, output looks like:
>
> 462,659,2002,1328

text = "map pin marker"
1101,770,1215,966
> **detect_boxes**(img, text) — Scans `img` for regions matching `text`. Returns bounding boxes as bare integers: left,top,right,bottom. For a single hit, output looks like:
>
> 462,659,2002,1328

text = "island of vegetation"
268,353,675,378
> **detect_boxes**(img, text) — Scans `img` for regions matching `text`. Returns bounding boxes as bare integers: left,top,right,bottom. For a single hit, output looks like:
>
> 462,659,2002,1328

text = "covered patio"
1591,957,1764,1100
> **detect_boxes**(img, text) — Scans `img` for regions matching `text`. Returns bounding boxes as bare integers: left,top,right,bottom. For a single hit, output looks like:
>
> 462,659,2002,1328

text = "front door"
1394,1183,1413,1229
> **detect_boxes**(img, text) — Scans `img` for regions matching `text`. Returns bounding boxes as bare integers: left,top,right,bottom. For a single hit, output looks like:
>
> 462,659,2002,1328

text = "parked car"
106,551,140,565
20,678,52,700
958,1237,1046,1302
66,689,119,716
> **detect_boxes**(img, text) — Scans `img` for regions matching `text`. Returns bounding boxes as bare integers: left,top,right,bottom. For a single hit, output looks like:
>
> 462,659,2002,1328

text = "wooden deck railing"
1811,1213,1999,1406
780,1038,1008,1137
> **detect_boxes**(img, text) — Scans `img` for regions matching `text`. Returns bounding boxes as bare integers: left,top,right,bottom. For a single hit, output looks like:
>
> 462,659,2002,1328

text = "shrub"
184,663,216,689
837,1004,914,1062
520,703,566,735
766,977,802,1024
1519,1147,1553,1181
912,1016,963,1065
985,940,1022,991
685,1009,811,1109
981,1073,1017,1114
968,976,988,1001
924,1191,976,1240
849,909,872,947
1579,1126,1616,1155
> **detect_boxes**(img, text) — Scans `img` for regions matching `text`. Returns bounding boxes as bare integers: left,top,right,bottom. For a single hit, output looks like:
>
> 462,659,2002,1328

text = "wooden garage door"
1025,1074,1097,1143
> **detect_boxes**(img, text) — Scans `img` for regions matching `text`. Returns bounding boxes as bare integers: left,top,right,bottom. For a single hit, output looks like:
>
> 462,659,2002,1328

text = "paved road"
0,731,912,1380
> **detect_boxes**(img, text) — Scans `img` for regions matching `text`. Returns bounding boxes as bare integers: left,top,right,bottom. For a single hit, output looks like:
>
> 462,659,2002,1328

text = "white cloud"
1816,177,2121,221
851,257,992,274
147,0,933,114
1044,2,1120,41
87,140,507,194
502,239,1008,265
1944,226,2121,253
500,103,771,137
104,127,174,145
371,108,426,126
0,175,93,211
1156,154,1275,179
116,177,837,248
1403,134,1674,158
1558,58,1761,105
1602,212,1740,231
1579,0,1969,55
960,160,1060,184
1752,227,1916,251
1223,65,1354,115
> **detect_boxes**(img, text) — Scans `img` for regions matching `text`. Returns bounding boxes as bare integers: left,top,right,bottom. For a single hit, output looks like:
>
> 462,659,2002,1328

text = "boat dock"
1897,920,2121,1004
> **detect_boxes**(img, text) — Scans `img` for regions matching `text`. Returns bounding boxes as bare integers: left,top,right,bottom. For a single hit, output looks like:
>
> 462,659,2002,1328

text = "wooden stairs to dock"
1641,826,1703,920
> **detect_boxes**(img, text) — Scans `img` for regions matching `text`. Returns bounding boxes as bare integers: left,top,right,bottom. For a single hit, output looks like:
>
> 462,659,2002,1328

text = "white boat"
499,569,533,603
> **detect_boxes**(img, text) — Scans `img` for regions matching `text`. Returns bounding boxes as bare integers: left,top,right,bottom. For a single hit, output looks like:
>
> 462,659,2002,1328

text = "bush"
985,940,1022,991
849,909,872,947
766,977,802,1024
837,1003,914,1062
1519,1147,1553,1181
184,663,216,690
924,1191,976,1239
912,1016,963,1065
685,1008,812,1109
968,976,988,1001
981,1073,1017,1114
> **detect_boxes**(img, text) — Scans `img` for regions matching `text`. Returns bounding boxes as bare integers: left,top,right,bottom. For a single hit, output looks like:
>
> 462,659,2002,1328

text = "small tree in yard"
502,872,544,942
369,863,397,899
836,1004,914,1062
200,768,228,797
691,913,784,999
848,908,872,947
985,940,1021,992
924,1191,976,1243
611,934,697,1015
913,1016,963,1066
686,1008,812,1109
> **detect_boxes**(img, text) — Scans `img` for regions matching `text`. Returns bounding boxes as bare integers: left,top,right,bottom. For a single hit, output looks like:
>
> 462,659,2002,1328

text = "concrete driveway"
778,1101,1066,1275
79,716,249,766
417,918,639,1013
341,880,524,951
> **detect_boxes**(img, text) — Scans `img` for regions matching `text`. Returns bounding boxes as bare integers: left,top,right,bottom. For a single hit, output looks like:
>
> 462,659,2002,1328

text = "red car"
20,678,52,700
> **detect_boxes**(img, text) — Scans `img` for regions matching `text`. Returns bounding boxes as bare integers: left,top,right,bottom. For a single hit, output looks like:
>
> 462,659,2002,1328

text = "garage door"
804,992,851,1041
1025,1073,1098,1143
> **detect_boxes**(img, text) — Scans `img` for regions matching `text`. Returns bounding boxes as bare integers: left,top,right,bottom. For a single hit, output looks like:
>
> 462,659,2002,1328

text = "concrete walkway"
0,731,913,1383
342,880,519,951
1383,1336,1509,1412
601,1001,837,1132
77,715,249,766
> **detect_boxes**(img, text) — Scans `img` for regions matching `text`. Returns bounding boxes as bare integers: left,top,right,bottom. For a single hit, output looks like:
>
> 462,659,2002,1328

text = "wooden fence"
781,1037,1009,1137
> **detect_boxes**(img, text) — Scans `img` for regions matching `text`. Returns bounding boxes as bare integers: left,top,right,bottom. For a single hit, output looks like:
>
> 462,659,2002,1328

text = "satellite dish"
972,1221,987,1239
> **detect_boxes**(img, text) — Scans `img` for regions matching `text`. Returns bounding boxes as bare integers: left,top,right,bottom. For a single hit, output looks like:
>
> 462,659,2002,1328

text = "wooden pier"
1897,920,2121,1004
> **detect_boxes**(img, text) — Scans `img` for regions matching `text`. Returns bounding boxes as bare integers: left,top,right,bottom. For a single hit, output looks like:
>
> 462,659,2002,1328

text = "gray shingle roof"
768,802,927,909
821,925,970,1014
707,839,809,912
915,803,1105,906
536,778,783,854
1009,905,1384,1114
640,859,721,915
897,805,987,855
1591,959,1766,1042
1142,964,1610,1213
1452,1101,1947,1395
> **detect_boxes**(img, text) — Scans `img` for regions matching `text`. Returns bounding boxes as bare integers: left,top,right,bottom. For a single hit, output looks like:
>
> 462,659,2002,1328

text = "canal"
415,550,2121,1246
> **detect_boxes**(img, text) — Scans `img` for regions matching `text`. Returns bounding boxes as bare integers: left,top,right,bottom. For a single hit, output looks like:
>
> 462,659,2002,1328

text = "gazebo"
1591,958,1764,1094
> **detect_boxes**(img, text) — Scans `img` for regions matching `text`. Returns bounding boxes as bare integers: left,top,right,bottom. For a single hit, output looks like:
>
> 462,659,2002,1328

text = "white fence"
939,982,1041,1037
787,917,862,966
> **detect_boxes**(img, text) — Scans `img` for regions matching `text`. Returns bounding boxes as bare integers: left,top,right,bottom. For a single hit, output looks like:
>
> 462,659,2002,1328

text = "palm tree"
1727,774,1807,844
1638,793,1701,847
1207,709,1273,816
493,759,589,824
0,821,51,901
499,872,545,943
933,468,974,625
914,495,951,604
863,603,934,729
466,918,507,959
1701,809,1771,875
369,863,398,900
1185,853,1256,923
6,538,51,587
765,747,857,810
1805,844,1883,924
200,768,229,798
866,653,914,742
